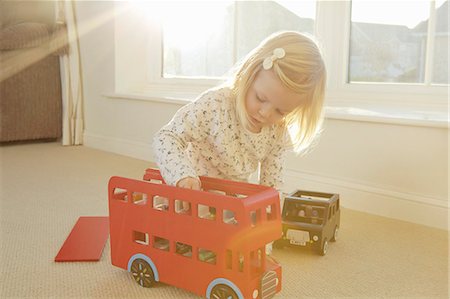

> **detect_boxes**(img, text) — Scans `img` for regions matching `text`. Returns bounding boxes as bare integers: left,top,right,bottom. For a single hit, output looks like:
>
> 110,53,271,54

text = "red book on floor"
55,216,109,262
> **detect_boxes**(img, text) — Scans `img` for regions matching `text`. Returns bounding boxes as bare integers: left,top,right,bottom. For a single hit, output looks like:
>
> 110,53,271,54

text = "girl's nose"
259,104,273,119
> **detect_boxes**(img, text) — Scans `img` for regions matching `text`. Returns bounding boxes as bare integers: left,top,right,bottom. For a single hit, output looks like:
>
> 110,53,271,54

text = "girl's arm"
152,91,220,186
260,141,288,191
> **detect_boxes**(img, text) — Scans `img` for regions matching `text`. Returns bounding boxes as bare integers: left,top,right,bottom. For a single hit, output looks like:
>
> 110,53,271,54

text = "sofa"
0,1,63,142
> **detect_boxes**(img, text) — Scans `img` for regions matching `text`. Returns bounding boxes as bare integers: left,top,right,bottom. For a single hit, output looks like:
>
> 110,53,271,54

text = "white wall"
75,1,448,230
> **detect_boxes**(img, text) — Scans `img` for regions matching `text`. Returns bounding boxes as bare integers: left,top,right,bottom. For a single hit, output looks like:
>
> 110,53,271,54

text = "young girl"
153,31,326,192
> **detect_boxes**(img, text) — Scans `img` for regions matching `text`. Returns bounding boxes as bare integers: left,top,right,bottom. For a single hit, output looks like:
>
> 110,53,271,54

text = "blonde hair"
230,31,326,154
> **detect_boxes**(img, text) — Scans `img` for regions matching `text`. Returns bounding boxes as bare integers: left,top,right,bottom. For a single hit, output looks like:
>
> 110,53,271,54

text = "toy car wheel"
331,226,339,242
273,239,284,249
320,239,328,256
130,258,155,288
210,284,238,299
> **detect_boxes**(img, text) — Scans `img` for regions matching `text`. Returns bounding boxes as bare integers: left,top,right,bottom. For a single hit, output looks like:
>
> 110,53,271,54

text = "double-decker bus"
108,168,282,299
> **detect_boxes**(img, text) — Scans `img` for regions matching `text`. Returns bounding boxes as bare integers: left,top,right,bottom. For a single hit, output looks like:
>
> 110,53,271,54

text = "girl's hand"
176,177,201,190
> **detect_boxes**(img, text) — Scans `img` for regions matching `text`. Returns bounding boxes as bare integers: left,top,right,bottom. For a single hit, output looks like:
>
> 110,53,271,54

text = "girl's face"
245,70,302,133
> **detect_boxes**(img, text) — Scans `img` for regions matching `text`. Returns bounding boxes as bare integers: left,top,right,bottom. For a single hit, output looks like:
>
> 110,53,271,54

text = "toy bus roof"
285,190,339,205
143,168,277,205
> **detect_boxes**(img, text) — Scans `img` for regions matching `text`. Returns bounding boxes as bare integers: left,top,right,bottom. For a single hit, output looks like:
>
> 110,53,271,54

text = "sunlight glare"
139,1,233,50
351,0,431,29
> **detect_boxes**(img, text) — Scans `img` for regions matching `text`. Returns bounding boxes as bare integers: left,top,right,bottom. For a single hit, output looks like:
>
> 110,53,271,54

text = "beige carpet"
0,142,448,299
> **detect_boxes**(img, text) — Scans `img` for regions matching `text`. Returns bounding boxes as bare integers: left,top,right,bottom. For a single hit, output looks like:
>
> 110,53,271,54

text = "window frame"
113,0,448,125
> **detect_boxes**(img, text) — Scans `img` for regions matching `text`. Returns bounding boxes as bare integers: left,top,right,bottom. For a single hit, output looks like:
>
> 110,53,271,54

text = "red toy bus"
108,168,282,299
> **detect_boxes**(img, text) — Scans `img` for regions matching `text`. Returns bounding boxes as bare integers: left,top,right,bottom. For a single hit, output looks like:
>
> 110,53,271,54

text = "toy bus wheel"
320,239,329,256
331,226,339,242
210,284,238,299
130,258,155,288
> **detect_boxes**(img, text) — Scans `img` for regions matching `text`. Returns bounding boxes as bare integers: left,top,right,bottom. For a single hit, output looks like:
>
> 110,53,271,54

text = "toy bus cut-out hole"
250,209,261,227
113,188,127,201
149,179,162,184
175,242,192,258
175,199,191,215
133,230,149,245
223,209,237,225
198,204,216,220
266,204,276,221
198,248,216,264
208,189,226,196
153,196,169,211
132,192,147,205
153,236,169,251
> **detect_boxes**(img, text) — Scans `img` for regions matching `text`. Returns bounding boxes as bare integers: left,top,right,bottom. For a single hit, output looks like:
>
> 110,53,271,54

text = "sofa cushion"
0,22,50,50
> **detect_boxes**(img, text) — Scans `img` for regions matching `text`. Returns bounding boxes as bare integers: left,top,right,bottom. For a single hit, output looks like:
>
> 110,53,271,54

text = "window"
160,1,316,78
226,250,232,269
153,236,169,251
198,204,216,220
266,204,277,221
153,195,169,211
250,209,261,227
223,209,237,225
349,0,448,84
131,192,147,205
198,248,216,264
133,230,149,245
116,1,447,123
113,188,127,202
175,242,192,258
175,199,191,215
250,248,263,275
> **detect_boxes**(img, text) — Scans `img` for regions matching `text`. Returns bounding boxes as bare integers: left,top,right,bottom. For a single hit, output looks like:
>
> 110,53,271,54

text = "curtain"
56,0,84,145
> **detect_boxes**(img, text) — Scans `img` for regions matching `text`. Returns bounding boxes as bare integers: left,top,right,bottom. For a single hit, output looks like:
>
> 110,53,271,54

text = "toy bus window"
113,188,127,201
336,199,340,210
133,231,149,245
208,189,226,196
175,242,192,258
238,252,245,272
250,249,263,274
235,194,247,199
250,209,261,227
153,236,169,251
149,179,162,184
198,248,216,265
223,209,237,225
153,195,169,211
266,204,276,221
226,250,232,270
198,204,216,220
131,192,147,205
175,199,191,215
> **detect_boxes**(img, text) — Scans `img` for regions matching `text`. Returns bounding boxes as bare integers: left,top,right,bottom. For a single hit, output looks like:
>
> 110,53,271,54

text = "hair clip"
263,48,286,70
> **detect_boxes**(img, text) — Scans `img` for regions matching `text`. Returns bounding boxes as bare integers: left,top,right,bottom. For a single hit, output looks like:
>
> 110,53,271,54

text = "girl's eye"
256,95,264,102
277,110,285,116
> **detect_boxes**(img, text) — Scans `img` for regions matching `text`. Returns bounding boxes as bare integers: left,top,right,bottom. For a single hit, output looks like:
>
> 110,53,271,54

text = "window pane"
433,0,449,84
235,0,316,62
349,0,430,83
162,0,316,78
162,1,234,78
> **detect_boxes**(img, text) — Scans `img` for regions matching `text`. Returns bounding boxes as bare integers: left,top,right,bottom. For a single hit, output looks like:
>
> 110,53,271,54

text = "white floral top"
152,86,289,189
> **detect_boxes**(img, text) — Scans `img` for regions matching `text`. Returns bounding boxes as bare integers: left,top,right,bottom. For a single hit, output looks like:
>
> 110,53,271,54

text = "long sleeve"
152,91,220,186
259,137,288,190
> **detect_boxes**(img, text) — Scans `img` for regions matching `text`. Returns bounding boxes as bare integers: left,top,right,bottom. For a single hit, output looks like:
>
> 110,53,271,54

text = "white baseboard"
84,131,448,230
84,131,154,162
284,169,448,230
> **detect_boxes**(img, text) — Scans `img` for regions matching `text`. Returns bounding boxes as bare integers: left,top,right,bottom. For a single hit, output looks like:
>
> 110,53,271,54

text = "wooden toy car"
274,190,340,255
108,168,282,299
